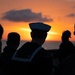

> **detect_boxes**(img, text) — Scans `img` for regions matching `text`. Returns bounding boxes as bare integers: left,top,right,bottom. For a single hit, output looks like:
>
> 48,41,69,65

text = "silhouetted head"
29,22,51,45
6,32,20,49
0,24,4,39
62,30,71,42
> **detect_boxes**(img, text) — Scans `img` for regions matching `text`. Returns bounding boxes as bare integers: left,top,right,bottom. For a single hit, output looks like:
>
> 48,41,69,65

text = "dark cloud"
66,13,75,17
1,9,53,22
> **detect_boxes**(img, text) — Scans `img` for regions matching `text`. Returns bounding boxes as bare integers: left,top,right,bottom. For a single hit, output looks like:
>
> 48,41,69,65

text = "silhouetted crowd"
0,22,75,75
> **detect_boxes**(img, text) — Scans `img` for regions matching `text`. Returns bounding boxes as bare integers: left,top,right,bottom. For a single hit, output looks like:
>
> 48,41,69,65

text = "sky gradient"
0,0,75,41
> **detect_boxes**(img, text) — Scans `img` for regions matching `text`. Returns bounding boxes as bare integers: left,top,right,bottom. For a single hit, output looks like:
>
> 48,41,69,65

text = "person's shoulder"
68,41,75,47
18,42,29,50
19,42,40,49
68,41,73,44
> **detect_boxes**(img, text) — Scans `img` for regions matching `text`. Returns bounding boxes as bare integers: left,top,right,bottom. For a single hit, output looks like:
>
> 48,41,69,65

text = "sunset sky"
0,0,75,41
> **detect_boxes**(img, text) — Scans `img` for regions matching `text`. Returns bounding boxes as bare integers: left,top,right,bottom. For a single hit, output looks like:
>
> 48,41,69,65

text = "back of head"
29,22,51,39
62,30,71,41
0,24,4,39
7,32,20,46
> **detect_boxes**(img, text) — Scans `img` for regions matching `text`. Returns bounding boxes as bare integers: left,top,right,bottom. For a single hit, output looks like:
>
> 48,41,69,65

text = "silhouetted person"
11,22,53,75
0,32,20,75
1,32,20,60
58,30,75,62
54,30,75,75
0,24,4,54
58,30,75,75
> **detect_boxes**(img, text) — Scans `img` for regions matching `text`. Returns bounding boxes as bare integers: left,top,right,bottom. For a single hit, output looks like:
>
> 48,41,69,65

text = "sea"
2,40,75,51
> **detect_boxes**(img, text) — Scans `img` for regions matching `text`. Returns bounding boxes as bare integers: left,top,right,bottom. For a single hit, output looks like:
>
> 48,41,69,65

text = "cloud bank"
1,9,53,22
66,13,75,17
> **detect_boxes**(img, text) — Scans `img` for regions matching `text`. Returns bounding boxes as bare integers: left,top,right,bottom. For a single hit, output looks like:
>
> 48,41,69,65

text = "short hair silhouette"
6,32,20,46
62,30,71,42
